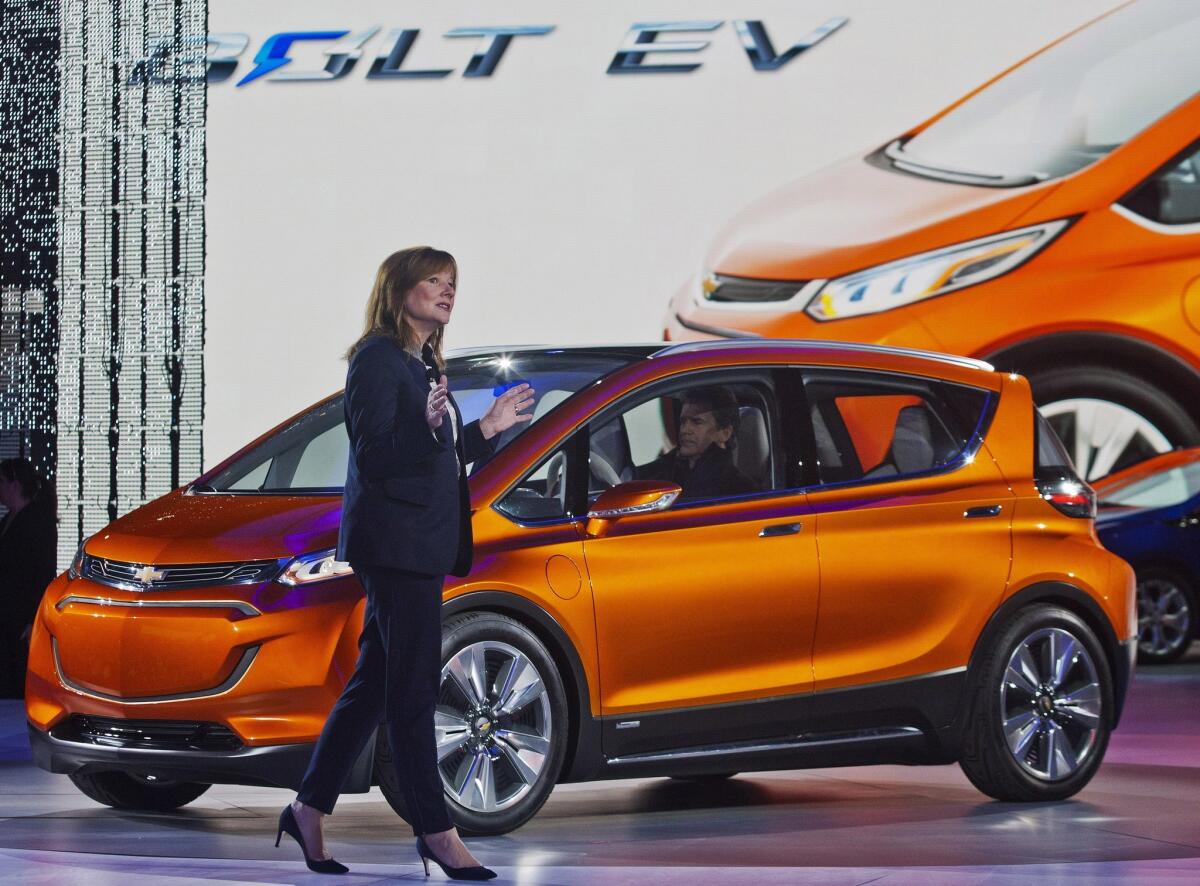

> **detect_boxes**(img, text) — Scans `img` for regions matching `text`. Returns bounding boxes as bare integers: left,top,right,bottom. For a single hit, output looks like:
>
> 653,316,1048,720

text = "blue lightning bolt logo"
236,31,350,86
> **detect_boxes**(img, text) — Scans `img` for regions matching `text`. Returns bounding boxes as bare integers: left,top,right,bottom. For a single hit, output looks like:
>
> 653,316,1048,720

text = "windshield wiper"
884,140,1045,188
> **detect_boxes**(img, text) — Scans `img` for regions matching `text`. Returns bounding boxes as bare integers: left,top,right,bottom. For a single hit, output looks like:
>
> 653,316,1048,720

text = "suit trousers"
296,564,453,836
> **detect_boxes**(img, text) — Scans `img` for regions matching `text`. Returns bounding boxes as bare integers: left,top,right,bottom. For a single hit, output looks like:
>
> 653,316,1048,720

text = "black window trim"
792,366,999,494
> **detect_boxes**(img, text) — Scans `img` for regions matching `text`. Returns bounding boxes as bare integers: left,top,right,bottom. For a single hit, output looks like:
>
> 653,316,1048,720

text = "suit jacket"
337,336,493,576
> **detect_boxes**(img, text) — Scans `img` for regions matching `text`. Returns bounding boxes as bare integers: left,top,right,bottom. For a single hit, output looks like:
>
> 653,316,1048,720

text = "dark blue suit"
338,335,492,575
298,335,493,834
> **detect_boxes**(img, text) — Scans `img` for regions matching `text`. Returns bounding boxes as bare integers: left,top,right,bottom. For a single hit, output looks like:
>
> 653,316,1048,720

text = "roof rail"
651,339,995,372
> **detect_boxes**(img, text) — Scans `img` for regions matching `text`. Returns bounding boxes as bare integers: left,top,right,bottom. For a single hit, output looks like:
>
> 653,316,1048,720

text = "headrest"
736,406,769,480
891,405,936,475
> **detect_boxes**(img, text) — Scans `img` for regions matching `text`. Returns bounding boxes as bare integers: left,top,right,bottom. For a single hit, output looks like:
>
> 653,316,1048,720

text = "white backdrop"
206,0,1119,466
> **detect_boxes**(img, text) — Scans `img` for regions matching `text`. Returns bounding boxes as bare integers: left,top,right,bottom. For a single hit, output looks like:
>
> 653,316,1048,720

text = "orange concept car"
668,0,1200,482
27,341,1135,835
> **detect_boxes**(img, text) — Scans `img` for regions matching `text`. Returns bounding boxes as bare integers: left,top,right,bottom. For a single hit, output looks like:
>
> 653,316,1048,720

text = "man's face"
677,402,732,459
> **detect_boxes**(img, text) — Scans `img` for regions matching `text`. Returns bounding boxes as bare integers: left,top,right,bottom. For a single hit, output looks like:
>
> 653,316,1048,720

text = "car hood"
85,488,343,565
708,154,1061,280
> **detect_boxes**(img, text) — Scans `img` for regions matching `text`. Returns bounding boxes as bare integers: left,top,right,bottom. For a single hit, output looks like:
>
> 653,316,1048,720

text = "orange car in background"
668,0,1200,482
27,342,1135,834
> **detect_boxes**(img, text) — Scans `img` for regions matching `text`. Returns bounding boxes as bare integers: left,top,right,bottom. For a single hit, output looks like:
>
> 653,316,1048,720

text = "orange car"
668,0,1200,482
27,341,1135,834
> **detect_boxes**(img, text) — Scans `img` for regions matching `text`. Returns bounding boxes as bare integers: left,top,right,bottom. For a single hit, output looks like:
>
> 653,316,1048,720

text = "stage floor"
3,649,1198,885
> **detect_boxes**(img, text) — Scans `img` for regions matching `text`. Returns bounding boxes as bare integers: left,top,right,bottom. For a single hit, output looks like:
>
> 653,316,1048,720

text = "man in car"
636,387,756,501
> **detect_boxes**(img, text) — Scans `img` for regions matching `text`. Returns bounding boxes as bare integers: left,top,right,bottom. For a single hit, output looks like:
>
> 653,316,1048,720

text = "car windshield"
1097,458,1200,509
895,0,1200,184
202,346,654,493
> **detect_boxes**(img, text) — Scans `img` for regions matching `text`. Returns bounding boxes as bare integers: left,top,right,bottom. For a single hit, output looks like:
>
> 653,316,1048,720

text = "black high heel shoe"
416,835,497,881
276,804,349,875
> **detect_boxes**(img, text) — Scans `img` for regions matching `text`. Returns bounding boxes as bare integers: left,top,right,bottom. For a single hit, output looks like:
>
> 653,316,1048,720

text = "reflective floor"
2,648,1198,885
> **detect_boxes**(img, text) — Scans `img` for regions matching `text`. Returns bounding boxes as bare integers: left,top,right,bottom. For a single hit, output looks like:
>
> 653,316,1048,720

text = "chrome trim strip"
697,278,825,313
55,595,261,617
656,337,995,372
884,140,1044,188
673,313,763,339
1110,201,1200,235
606,726,923,766
51,640,260,704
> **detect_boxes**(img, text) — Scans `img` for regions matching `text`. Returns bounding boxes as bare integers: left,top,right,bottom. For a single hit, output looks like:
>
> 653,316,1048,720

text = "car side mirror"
585,480,682,538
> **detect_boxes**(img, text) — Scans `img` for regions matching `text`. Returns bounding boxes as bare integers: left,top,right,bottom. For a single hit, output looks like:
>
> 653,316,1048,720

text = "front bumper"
28,721,318,790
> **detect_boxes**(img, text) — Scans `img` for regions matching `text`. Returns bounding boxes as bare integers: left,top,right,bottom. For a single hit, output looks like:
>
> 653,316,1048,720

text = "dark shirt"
0,495,57,633
635,444,756,501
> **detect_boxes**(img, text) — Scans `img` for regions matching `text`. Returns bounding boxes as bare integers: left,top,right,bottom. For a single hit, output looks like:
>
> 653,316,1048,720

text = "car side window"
496,445,571,522
802,369,993,486
1120,140,1200,225
587,377,781,506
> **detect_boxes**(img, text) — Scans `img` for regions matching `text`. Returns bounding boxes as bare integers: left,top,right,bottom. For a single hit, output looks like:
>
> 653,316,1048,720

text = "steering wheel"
589,449,622,488
544,450,567,511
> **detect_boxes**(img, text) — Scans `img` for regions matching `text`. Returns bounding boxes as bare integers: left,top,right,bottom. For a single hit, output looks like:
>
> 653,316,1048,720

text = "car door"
581,370,819,757
798,367,1015,695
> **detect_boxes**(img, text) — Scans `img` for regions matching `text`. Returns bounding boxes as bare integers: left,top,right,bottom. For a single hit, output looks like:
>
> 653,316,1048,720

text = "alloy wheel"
436,640,553,814
1000,627,1102,781
1138,577,1193,659
1040,398,1171,481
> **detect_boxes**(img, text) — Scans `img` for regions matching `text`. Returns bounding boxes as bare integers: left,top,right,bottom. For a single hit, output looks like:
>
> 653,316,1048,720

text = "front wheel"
1029,365,1192,481
67,770,210,811
959,606,1113,802
376,612,568,836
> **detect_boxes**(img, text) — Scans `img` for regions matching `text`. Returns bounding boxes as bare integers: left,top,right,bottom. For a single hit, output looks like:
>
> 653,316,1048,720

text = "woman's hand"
479,383,536,440
426,375,449,430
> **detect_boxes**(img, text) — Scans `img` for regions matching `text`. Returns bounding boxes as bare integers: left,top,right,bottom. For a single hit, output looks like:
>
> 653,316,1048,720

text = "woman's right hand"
425,375,449,430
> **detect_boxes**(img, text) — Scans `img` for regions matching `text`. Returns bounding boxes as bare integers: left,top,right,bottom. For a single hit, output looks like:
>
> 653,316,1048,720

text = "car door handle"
964,505,1003,519
759,522,802,538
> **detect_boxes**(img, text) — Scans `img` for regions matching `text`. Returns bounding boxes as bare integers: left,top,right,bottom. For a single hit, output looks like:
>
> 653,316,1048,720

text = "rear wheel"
1136,568,1197,664
67,770,210,811
376,612,568,836
1029,365,1192,481
959,605,1113,801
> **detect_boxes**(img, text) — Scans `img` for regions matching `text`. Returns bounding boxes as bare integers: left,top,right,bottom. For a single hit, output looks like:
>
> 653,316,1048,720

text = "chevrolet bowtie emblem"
134,565,166,585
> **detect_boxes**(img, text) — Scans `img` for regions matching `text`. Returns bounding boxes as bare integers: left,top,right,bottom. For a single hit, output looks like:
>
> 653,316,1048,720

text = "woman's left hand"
479,383,536,440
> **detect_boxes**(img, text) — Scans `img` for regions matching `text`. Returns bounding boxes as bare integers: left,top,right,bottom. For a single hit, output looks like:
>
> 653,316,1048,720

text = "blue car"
1095,448,1200,663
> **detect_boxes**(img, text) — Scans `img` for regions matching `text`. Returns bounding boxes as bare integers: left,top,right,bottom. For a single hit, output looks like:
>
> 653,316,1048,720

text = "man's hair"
680,387,740,436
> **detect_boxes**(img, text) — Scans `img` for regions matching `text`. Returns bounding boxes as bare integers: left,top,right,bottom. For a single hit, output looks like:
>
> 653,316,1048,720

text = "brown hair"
345,246,458,370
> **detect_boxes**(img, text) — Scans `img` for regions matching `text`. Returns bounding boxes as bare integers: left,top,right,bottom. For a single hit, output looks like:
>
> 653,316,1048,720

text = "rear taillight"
1035,473,1097,519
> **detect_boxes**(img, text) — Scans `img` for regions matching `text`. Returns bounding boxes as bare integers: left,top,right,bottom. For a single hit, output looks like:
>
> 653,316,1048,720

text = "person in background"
0,458,57,699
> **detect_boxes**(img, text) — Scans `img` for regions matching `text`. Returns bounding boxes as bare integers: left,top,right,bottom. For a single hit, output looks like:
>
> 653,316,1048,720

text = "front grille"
51,715,244,752
81,555,284,591
703,274,807,304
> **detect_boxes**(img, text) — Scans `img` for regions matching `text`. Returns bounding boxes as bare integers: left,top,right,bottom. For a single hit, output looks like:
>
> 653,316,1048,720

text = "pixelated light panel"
2,0,207,568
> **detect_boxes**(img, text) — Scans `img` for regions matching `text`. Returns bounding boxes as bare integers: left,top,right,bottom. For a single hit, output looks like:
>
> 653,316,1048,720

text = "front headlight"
805,219,1070,322
278,548,354,586
67,537,90,580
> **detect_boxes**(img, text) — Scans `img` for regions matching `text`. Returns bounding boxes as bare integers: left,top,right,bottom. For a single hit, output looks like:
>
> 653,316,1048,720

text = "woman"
277,247,534,879
0,458,57,699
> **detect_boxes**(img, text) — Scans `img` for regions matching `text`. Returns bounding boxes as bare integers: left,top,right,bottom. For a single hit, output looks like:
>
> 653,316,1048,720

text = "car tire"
1028,365,1199,478
376,611,568,837
1136,567,1197,665
959,605,1113,802
67,771,210,811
